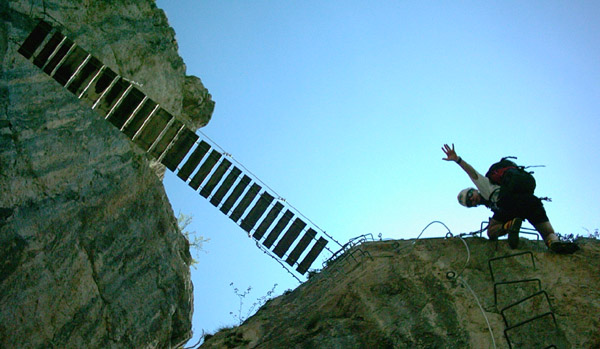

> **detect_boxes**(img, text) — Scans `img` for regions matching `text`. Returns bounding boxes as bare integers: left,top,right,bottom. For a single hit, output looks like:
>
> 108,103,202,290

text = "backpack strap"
522,165,546,175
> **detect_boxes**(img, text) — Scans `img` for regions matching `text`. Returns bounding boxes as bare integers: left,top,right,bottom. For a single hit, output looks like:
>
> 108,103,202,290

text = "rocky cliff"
3,1,599,348
202,237,600,348
1,0,213,347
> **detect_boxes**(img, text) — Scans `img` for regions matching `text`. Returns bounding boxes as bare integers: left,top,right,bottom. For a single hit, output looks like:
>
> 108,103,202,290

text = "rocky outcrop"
1,0,212,347
202,237,600,348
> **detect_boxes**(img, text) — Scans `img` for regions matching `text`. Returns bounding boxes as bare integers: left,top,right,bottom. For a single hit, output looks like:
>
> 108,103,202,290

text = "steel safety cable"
396,220,498,348
447,232,497,349
410,221,496,349
457,275,497,349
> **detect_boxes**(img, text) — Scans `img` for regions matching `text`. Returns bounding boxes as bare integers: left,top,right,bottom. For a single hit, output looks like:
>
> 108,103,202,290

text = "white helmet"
457,188,476,207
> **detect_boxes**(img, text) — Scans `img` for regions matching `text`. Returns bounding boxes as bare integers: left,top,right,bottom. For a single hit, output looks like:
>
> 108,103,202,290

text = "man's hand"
442,143,479,180
442,143,459,162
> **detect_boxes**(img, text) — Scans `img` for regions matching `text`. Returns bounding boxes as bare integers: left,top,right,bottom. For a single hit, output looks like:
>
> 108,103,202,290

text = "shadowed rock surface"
1,0,212,347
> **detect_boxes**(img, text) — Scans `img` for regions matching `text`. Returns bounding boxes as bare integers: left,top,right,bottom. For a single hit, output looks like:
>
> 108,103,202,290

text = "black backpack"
485,156,536,195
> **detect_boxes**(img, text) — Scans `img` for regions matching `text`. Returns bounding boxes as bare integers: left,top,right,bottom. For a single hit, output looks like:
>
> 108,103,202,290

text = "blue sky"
155,1,600,344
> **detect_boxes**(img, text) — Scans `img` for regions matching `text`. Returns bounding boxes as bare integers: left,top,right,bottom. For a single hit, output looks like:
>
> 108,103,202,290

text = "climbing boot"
504,218,522,249
548,240,580,254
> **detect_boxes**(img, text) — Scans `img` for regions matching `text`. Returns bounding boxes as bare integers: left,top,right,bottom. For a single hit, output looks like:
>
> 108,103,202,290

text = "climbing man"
441,143,578,254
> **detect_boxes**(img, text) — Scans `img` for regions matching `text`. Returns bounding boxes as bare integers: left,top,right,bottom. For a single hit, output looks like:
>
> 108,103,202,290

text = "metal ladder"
488,251,560,348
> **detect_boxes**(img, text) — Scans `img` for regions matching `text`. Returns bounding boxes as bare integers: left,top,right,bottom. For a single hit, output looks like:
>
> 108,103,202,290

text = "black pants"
492,192,549,226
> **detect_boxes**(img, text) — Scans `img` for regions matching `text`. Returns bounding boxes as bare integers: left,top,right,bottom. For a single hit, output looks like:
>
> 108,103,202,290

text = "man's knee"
487,219,504,240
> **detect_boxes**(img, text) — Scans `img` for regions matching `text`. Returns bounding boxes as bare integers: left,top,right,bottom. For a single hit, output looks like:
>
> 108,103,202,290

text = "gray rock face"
1,0,211,347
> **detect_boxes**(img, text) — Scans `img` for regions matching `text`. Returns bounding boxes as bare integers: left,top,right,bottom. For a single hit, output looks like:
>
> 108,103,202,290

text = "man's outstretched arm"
442,144,479,181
